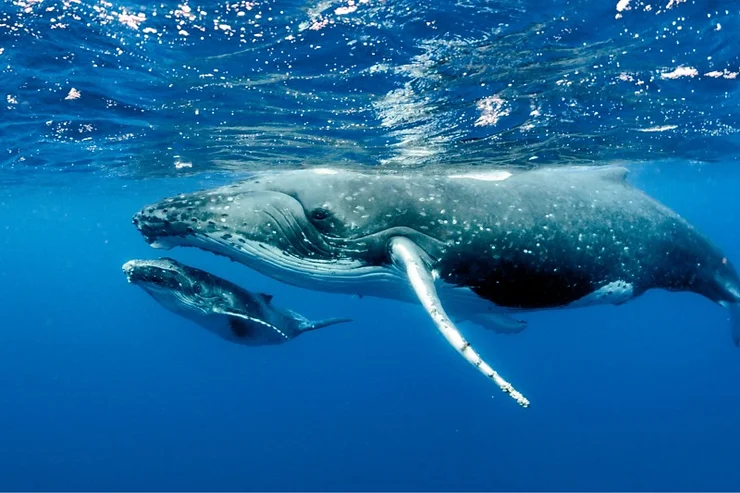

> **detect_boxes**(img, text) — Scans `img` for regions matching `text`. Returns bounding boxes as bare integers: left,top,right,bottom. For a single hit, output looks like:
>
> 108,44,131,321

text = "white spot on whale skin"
311,168,339,175
569,280,634,308
448,171,512,182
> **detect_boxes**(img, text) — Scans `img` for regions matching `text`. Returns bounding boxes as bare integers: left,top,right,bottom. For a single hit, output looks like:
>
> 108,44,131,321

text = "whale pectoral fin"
720,301,740,347
299,317,353,333
221,312,252,338
439,285,528,334
214,307,287,340
213,308,254,337
389,236,530,408
214,307,246,319
467,313,528,335
284,309,352,333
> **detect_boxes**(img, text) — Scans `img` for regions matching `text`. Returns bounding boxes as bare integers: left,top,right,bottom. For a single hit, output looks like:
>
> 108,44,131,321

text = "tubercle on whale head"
130,186,369,279
132,198,196,248
122,257,191,291
131,187,267,251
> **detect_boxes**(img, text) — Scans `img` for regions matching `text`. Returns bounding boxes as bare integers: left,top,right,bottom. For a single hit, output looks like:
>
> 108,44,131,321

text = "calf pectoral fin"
463,312,527,335
214,307,289,340
720,302,740,347
226,315,251,338
389,236,530,408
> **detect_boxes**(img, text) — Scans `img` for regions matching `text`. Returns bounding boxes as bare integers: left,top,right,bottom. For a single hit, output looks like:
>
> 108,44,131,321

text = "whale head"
131,169,446,292
122,257,224,316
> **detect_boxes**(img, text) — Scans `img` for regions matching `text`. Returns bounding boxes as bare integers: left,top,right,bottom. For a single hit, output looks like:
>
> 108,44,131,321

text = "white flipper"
389,236,530,407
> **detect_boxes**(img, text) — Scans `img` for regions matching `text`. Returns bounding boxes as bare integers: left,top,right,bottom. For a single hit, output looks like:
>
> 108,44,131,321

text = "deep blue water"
2,0,740,491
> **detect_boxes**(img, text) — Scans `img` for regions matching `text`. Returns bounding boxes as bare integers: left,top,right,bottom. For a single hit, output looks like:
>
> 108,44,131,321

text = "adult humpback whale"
132,166,740,406
123,257,351,346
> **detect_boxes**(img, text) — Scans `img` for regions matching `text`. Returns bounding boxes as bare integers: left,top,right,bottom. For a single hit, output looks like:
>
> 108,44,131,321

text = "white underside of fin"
389,236,530,407
567,280,634,308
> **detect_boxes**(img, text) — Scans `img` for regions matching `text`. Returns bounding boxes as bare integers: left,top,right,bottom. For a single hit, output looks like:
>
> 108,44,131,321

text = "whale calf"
132,166,740,406
123,257,351,346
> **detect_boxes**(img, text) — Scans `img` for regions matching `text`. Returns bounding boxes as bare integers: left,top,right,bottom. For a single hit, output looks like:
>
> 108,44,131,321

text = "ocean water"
1,0,740,491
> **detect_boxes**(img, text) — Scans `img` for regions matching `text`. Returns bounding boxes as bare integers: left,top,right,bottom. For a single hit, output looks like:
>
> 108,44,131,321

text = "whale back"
428,167,740,309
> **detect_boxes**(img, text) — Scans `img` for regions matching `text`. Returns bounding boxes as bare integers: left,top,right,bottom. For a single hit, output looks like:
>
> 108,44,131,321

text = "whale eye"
310,207,331,221
306,205,344,236
192,283,203,294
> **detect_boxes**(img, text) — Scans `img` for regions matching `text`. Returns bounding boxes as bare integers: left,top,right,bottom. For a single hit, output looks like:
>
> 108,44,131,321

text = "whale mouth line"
131,187,447,298
190,231,366,272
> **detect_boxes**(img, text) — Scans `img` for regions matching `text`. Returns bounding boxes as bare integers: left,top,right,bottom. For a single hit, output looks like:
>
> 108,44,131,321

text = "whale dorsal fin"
258,292,273,304
595,166,629,182
558,166,628,183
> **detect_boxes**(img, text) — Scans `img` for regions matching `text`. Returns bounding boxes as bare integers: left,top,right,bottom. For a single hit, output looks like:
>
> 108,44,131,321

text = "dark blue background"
1,164,739,490
2,0,740,489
